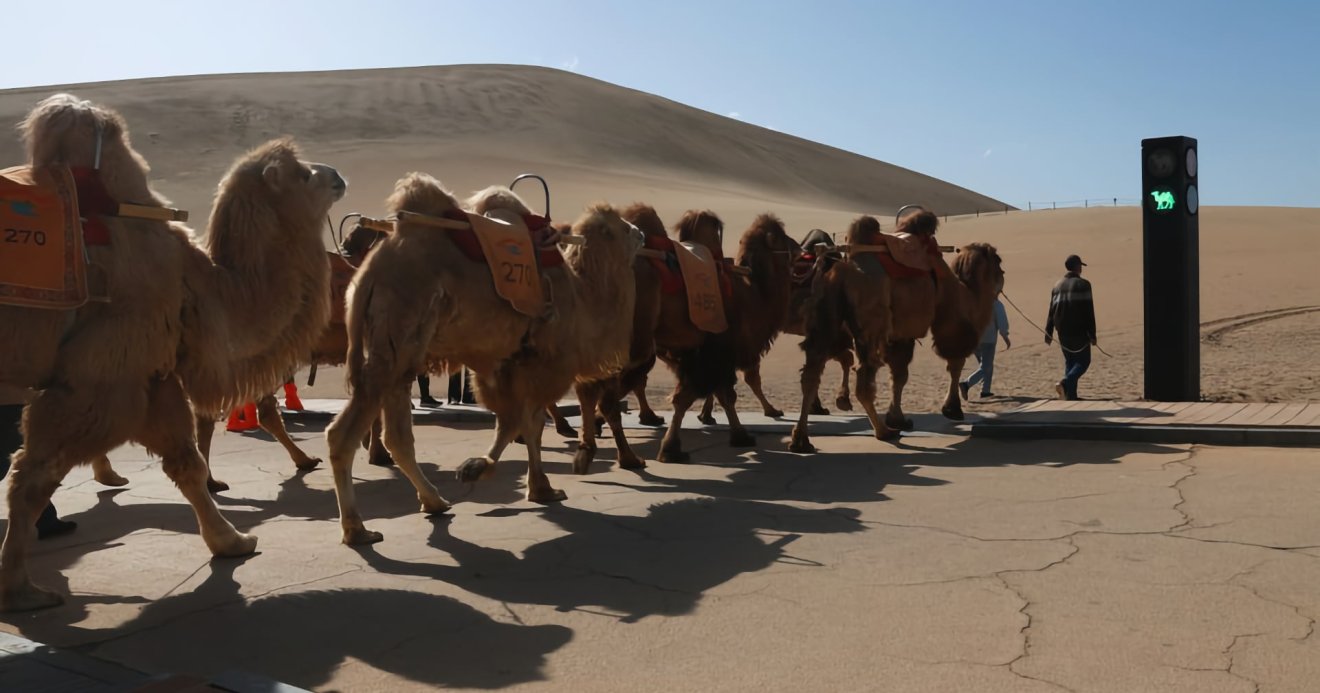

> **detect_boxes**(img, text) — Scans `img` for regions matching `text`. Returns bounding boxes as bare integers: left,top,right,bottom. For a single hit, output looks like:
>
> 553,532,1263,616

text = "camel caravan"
0,94,1004,611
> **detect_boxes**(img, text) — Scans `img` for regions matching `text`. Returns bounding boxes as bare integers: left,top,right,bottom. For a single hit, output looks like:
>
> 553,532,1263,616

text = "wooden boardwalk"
972,400,1320,446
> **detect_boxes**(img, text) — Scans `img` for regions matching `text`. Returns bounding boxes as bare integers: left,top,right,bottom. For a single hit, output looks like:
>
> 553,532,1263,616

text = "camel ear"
263,162,283,190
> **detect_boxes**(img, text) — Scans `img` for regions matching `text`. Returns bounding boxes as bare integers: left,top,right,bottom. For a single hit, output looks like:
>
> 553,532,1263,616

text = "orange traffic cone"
226,402,259,432
283,380,305,411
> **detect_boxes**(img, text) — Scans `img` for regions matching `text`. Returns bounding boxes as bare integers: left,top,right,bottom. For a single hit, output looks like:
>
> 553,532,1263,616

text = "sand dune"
2,65,1315,408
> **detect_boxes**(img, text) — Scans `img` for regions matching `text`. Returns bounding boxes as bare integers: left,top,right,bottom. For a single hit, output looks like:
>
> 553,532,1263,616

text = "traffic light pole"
1141,136,1200,401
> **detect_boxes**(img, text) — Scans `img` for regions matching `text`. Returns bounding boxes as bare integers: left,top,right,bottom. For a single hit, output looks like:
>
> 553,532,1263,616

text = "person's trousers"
964,342,997,394
1061,345,1092,399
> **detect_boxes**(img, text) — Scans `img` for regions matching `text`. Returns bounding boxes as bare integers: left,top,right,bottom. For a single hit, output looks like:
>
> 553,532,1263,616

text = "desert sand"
6,64,1295,414
2,65,1317,413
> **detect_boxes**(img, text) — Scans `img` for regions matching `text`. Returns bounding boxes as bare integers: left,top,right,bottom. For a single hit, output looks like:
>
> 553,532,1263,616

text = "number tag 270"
4,227,48,245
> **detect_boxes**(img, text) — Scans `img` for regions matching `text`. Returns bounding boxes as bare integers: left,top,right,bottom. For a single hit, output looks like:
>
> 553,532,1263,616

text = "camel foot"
835,396,853,412
809,400,830,416
456,457,494,483
878,426,902,442
572,448,595,476
93,467,130,488
527,486,567,504
207,530,258,558
343,527,384,545
0,581,65,613
789,429,816,455
942,405,965,422
637,411,666,427
763,406,785,418
618,451,646,470
729,430,757,448
554,421,578,439
657,445,689,464
697,414,717,426
294,456,323,472
368,449,395,467
885,414,915,432
420,495,452,515
206,477,231,494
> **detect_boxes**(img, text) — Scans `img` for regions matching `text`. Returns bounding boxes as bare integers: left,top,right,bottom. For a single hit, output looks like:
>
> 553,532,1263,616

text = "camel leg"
92,455,129,487
326,387,387,545
549,404,578,439
454,413,521,484
746,363,784,418
941,355,968,421
379,384,449,515
522,406,565,504
717,386,756,448
634,382,665,427
601,388,645,471
1,451,71,612
856,345,898,442
572,384,602,475
141,378,257,559
697,395,717,425
884,339,917,432
658,386,698,463
256,393,321,472
790,350,829,454
367,415,393,467
834,350,855,412
196,415,227,493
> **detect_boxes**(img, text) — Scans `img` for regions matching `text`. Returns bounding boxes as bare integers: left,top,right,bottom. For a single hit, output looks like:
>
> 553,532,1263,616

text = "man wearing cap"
1044,254,1097,400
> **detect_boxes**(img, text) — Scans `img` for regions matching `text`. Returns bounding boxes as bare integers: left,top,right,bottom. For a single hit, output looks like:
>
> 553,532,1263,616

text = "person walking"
1044,254,1098,400
960,294,1011,399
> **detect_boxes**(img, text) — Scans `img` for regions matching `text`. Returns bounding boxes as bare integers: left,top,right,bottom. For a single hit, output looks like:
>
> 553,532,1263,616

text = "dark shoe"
36,517,77,540
419,395,441,407
981,391,994,398
958,381,970,401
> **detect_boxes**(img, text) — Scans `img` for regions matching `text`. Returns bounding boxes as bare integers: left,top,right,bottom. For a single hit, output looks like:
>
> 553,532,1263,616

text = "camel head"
206,139,345,265
620,203,668,239
563,203,644,269
674,209,725,254
738,213,801,280
952,242,1005,295
19,93,157,202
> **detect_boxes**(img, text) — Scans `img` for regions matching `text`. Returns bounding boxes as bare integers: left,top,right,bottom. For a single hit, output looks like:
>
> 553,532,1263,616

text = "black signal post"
1141,136,1200,401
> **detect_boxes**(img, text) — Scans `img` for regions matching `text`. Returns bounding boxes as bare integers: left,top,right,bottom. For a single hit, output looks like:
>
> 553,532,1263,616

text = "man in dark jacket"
1044,254,1097,400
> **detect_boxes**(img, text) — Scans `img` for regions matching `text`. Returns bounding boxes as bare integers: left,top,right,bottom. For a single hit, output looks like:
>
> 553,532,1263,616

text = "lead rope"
1000,289,1113,357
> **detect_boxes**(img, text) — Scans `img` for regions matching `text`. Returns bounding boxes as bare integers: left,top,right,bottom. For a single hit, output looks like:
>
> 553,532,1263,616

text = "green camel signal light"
1150,190,1176,211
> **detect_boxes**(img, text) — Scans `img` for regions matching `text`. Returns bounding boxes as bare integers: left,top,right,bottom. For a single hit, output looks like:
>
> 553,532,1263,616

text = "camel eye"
300,166,312,182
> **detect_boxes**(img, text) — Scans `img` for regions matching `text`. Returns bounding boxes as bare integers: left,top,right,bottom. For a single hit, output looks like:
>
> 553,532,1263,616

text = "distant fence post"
1113,198,1117,206
1028,202,1032,211
1052,202,1056,210
1085,199,1089,208
976,209,980,218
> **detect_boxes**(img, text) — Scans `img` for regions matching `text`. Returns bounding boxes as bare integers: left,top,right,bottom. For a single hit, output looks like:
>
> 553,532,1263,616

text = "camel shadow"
356,496,863,624
14,557,571,690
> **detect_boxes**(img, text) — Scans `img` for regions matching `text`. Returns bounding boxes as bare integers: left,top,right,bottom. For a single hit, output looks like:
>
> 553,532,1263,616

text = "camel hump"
881,232,934,272
0,165,91,309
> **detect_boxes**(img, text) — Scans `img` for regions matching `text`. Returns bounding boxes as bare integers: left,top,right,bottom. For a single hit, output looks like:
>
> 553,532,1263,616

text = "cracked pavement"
2,420,1319,692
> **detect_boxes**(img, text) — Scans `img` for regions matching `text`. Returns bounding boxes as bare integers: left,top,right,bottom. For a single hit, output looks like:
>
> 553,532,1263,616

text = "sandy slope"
2,65,1315,411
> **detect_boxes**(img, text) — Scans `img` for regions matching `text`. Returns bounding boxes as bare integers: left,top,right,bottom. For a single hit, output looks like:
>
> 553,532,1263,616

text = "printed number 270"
501,261,533,286
4,228,48,246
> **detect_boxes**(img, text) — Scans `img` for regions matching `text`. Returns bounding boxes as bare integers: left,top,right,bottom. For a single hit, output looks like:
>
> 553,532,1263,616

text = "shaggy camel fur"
789,212,1004,453
0,94,345,612
652,210,780,463
566,202,666,474
692,214,801,423
324,174,641,545
783,229,854,415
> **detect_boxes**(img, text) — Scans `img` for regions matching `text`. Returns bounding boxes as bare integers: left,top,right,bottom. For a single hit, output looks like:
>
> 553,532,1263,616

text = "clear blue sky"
6,0,1317,207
